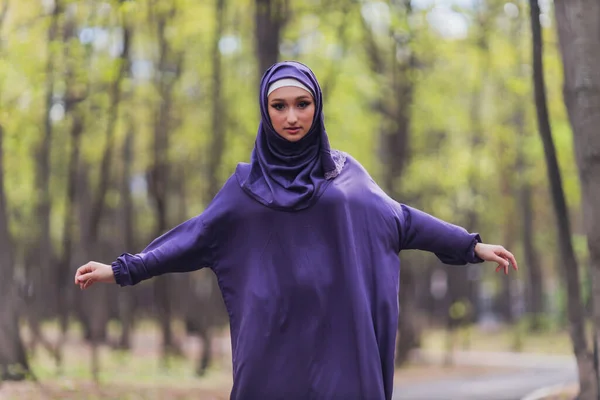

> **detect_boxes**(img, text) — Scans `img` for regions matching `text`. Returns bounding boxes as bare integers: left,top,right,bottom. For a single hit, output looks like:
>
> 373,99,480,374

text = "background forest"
1,0,599,399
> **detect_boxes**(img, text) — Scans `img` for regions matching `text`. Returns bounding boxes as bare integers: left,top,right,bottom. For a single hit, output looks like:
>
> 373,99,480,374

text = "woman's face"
267,86,315,142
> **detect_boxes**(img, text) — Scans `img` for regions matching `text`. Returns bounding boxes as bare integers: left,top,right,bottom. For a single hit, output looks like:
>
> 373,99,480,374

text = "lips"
285,127,301,134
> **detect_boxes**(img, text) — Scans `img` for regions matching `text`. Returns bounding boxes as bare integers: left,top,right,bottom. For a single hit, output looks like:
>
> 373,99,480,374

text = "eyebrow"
270,95,312,102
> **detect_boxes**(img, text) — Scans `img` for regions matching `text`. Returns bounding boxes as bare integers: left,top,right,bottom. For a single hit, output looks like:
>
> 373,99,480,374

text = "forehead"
268,86,313,100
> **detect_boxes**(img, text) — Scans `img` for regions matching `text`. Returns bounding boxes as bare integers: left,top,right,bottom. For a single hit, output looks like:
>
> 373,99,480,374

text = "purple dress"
111,62,482,400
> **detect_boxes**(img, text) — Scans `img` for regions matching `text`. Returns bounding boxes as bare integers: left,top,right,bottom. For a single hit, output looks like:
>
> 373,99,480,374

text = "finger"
77,272,94,283
83,279,93,290
492,255,509,269
74,268,84,284
497,249,518,271
496,265,502,273
506,252,519,271
74,265,92,282
76,264,93,275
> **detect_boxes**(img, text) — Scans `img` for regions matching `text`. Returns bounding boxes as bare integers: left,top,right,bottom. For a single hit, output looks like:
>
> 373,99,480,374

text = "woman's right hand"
74,261,116,289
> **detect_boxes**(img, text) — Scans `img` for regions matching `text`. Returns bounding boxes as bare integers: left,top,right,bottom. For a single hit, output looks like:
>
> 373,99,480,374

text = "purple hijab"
235,61,346,211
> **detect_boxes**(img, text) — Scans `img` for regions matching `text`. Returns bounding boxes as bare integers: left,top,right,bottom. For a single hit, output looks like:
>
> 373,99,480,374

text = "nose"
286,109,298,125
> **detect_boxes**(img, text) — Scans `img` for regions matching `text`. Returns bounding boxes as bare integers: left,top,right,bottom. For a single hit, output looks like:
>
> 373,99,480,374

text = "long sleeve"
393,202,483,265
111,214,216,286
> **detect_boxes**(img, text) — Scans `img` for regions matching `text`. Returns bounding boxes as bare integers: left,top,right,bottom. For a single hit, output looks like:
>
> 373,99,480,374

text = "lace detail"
324,150,347,180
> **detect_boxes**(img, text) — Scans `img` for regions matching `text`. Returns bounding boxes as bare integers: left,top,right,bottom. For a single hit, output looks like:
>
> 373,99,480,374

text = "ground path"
393,350,577,400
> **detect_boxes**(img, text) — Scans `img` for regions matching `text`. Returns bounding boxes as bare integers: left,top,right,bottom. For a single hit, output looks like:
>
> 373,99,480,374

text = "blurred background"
0,0,596,399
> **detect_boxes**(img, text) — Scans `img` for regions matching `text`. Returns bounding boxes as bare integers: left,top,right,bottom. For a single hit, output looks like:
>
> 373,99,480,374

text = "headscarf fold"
235,61,346,211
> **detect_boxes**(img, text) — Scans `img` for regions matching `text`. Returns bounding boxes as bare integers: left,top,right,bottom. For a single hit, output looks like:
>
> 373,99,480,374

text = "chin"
285,135,304,142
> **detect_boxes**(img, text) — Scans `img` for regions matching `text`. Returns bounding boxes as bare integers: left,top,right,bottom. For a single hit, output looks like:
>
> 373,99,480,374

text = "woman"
75,61,517,400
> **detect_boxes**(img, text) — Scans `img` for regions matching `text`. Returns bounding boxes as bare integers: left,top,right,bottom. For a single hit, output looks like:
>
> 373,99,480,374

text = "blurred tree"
554,0,600,394
254,0,289,82
507,1,544,330
361,0,420,367
147,0,185,367
207,0,227,203
0,99,30,383
36,0,61,313
530,0,596,397
0,0,30,381
185,0,230,377
23,0,63,370
117,122,136,350
115,3,136,350
81,1,133,379
54,2,94,371
449,0,496,328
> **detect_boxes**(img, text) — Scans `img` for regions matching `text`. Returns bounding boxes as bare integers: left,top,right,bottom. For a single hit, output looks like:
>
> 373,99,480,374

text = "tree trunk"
500,201,517,324
118,126,135,350
72,158,94,342
517,141,545,330
452,1,493,325
208,0,227,201
76,5,131,381
52,7,95,368
184,0,230,374
0,0,32,382
553,0,600,395
148,4,184,367
530,1,597,397
38,0,61,282
498,134,517,324
0,287,29,382
0,0,46,373
361,0,419,367
25,0,61,363
391,3,420,369
114,8,135,351
0,116,30,381
254,0,289,81
516,118,545,329
396,263,419,365
87,14,130,246
520,181,544,327
34,0,61,364
56,111,84,369
504,0,544,331
196,330,213,377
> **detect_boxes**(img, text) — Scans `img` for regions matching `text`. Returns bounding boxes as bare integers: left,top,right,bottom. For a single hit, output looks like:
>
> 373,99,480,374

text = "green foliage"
0,0,583,308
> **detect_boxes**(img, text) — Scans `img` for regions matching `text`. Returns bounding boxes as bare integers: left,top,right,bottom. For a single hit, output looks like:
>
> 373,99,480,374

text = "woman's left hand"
474,243,518,275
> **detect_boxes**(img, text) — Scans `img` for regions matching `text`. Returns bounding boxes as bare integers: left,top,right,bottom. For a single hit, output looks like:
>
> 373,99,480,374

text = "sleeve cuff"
111,259,126,286
466,234,484,264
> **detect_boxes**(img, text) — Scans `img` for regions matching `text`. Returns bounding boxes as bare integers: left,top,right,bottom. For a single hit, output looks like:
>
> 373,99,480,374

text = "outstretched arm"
74,214,215,289
394,203,518,273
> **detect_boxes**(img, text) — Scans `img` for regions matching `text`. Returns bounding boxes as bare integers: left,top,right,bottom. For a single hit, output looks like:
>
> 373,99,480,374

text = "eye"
298,101,311,109
271,103,285,111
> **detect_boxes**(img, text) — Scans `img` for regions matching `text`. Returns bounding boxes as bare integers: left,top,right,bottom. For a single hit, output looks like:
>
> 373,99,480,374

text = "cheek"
303,106,315,124
268,109,284,131
267,108,276,124
267,108,278,123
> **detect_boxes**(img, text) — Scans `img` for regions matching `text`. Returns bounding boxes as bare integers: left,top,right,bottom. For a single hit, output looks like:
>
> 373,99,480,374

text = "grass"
0,382,230,400
0,322,233,399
